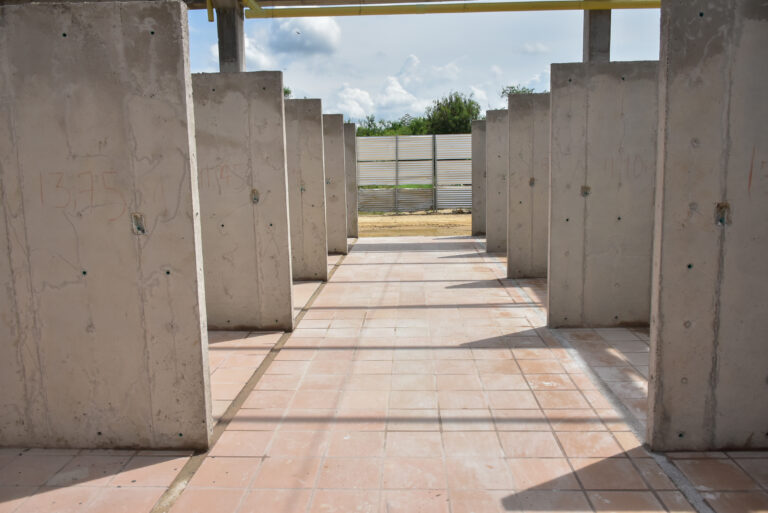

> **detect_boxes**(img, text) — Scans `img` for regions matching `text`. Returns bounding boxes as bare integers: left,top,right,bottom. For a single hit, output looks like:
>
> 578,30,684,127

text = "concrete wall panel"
285,99,328,281
344,123,358,238
507,93,550,278
548,61,658,328
0,1,211,449
471,120,486,236
485,110,508,253
648,0,768,451
323,114,348,254
193,72,293,331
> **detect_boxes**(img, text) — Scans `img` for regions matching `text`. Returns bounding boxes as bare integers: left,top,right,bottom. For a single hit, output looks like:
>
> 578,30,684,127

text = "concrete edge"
149,246,352,513
497,265,715,513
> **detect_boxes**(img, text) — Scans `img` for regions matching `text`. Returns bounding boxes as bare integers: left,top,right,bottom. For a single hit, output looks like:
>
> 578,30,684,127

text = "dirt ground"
358,210,471,237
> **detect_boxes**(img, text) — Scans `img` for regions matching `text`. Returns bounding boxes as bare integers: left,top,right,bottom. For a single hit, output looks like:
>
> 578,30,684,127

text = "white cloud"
337,85,375,119
490,65,503,79
522,42,550,54
268,17,341,56
245,33,276,69
432,62,460,80
470,86,489,108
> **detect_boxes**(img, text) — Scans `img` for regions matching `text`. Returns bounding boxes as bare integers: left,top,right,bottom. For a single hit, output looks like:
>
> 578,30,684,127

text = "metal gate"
357,134,472,212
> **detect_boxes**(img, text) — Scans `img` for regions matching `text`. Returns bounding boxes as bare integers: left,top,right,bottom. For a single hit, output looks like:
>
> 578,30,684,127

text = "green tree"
424,92,481,134
500,84,535,99
283,86,292,98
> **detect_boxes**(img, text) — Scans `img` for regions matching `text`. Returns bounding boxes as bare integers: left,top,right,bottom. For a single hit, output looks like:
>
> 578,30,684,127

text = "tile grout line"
507,272,716,513
149,247,352,513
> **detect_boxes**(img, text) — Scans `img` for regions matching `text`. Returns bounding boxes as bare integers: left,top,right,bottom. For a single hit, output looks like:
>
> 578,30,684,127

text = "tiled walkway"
2,236,767,513
167,236,695,513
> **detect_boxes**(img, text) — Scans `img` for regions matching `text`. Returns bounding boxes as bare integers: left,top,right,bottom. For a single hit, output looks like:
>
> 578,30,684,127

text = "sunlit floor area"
1,236,766,513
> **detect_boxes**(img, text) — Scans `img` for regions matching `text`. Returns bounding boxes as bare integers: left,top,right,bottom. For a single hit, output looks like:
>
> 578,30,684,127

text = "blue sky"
188,8,660,122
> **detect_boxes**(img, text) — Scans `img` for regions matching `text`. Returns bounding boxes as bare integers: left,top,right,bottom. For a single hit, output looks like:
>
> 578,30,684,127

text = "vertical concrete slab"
471,120,486,236
583,9,611,63
285,99,328,281
548,61,658,328
193,72,293,331
648,0,768,451
485,110,509,253
344,122,359,238
323,114,348,254
507,93,550,278
0,0,211,449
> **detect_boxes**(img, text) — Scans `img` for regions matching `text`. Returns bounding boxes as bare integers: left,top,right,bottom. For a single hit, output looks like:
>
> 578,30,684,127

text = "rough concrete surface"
344,122,359,238
471,120,486,236
284,99,329,281
507,93,549,279
323,114,348,254
548,61,658,328
193,71,294,331
648,0,768,451
0,0,211,449
484,110,509,253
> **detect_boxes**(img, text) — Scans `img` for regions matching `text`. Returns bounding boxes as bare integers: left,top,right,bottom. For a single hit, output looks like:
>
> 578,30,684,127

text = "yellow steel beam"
207,0,215,20
241,0,659,19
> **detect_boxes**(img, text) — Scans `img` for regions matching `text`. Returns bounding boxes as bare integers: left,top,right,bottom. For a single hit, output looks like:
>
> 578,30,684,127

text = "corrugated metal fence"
357,134,472,212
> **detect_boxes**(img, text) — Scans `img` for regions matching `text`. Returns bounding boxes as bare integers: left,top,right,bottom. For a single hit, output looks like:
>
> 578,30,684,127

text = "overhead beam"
240,0,659,18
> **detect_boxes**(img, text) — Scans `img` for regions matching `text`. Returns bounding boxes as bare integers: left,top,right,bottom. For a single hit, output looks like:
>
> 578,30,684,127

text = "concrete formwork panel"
507,93,550,278
0,1,211,449
485,110,509,253
471,120,486,236
193,72,294,331
548,61,658,328
648,0,768,451
344,123,359,238
285,99,328,281
323,114,348,254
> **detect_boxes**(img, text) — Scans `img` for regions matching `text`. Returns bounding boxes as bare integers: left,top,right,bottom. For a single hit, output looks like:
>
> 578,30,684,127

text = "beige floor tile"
498,432,563,458
570,457,648,490
238,489,311,513
188,457,261,488
316,457,382,489
675,459,760,491
382,458,446,489
506,459,581,491
251,457,322,489
386,432,443,457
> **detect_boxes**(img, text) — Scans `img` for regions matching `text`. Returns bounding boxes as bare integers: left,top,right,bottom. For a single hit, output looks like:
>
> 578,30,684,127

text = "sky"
187,8,660,122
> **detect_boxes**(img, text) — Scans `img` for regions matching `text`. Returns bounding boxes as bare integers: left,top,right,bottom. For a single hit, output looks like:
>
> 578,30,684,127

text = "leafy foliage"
356,91,481,136
424,92,481,134
356,114,430,136
283,87,292,98
500,84,535,99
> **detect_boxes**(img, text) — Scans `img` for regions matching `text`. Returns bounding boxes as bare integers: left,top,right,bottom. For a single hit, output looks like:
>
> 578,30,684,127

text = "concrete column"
471,120,486,236
548,61,658,328
507,93,549,279
344,122,359,238
193,72,294,331
285,99,329,281
323,114,348,255
0,1,211,449
648,0,768,451
485,110,509,253
216,4,245,73
583,9,611,63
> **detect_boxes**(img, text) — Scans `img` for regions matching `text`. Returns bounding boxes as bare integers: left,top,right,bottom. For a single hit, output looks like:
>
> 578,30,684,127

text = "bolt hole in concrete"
62,33,67,37
82,270,87,276
150,30,155,35
687,263,693,269
617,216,622,220
165,270,171,275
